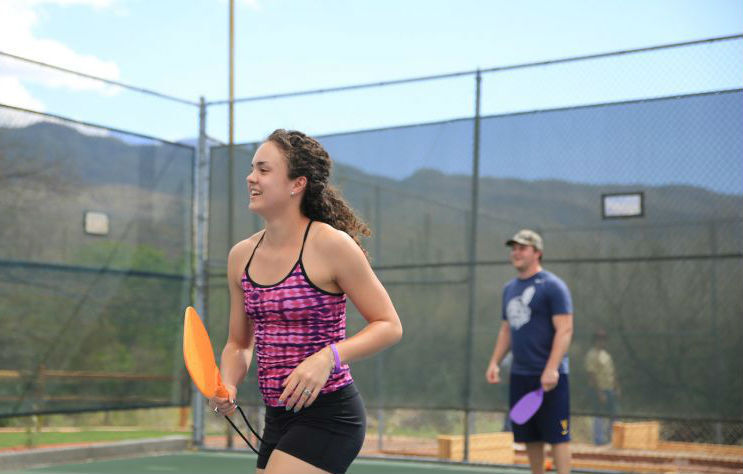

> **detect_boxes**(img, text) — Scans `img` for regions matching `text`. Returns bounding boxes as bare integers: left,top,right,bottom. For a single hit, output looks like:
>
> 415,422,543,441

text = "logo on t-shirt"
506,285,535,330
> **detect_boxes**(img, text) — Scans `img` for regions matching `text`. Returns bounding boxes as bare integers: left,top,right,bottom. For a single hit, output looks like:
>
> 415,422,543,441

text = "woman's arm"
328,230,403,364
212,243,255,415
280,228,402,411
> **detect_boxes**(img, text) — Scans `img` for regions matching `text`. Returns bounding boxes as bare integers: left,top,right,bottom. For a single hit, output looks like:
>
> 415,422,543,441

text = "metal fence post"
192,96,210,447
373,184,386,451
709,222,724,444
463,69,482,462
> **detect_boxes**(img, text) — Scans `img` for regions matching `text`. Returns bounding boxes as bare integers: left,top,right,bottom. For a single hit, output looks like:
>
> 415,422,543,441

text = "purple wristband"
330,344,341,374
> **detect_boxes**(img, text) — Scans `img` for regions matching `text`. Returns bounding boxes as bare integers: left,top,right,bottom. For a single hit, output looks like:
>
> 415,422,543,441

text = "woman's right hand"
210,384,238,416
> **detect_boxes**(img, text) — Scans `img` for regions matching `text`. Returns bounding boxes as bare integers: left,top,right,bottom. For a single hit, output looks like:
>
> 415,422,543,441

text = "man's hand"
540,368,559,392
485,361,501,384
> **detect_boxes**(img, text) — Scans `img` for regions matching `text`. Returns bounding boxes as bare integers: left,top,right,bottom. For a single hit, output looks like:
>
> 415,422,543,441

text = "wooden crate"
437,432,514,463
612,421,660,450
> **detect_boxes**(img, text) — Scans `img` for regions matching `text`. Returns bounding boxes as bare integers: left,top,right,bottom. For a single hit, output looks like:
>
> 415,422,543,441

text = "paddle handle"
214,369,232,401
215,385,230,399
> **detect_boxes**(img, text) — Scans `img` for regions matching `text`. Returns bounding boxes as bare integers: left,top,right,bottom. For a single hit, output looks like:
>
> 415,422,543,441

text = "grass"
0,430,185,449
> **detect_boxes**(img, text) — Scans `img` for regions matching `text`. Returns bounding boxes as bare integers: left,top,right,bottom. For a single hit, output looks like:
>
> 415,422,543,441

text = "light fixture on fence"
602,192,644,219
83,211,110,236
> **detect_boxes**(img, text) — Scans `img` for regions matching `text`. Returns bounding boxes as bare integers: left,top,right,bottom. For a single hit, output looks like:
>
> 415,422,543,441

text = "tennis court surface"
3,451,606,474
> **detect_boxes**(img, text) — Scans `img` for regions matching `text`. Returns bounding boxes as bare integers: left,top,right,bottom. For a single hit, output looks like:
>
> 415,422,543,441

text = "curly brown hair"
266,129,371,256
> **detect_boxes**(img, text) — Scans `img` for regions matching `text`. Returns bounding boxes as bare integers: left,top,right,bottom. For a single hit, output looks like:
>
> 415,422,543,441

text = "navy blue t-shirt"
502,270,573,375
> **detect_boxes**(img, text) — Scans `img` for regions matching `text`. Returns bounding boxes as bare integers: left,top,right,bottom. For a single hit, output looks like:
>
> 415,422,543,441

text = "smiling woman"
210,129,403,474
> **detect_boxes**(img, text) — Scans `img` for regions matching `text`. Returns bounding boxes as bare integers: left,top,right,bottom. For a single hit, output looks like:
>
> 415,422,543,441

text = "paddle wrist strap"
224,405,264,455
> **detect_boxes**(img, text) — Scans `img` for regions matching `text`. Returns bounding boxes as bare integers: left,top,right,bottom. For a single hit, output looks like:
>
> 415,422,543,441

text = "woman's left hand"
279,346,333,412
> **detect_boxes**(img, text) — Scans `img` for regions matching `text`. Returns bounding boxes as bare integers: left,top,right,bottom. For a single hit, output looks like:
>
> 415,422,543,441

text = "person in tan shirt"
584,329,619,445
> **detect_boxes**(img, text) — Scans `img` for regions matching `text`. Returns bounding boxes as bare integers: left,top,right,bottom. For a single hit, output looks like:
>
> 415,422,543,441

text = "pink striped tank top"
241,221,353,407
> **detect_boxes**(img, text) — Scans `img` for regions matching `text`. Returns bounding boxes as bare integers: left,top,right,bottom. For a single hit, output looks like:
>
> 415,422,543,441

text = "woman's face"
246,141,304,216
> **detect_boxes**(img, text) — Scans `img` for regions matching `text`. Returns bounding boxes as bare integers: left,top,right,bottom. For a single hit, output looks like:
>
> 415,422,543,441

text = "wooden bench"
613,421,743,461
612,421,660,449
437,432,514,463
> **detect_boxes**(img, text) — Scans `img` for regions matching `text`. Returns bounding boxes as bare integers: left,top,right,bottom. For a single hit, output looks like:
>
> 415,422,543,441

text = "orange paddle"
183,306,263,453
183,306,229,400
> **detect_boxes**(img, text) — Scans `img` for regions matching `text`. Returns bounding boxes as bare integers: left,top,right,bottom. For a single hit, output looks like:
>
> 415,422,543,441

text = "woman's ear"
292,176,307,196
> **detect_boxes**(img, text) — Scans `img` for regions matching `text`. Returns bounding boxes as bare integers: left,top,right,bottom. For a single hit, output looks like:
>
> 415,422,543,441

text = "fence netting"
0,105,195,417
206,60,741,424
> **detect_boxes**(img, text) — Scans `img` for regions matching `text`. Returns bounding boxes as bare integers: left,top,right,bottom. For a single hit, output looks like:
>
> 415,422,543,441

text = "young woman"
210,129,403,474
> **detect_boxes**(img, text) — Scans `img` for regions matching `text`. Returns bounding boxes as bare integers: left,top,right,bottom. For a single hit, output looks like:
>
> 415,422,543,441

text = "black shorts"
509,373,570,444
257,383,366,473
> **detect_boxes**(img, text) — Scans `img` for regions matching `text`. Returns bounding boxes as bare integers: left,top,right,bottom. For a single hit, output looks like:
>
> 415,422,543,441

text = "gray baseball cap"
505,229,543,252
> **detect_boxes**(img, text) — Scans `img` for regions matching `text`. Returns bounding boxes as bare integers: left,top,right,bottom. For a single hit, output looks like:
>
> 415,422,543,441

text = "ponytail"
266,129,371,257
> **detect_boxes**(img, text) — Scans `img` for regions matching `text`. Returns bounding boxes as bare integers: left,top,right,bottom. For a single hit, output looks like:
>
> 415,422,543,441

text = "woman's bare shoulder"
311,222,355,249
309,222,363,264
227,230,264,270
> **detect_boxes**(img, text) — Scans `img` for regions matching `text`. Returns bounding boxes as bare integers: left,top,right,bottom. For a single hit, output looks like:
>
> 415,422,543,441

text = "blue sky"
0,0,741,143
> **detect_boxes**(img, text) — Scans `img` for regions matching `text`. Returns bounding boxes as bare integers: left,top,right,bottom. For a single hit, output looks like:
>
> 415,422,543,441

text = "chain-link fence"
204,35,743,454
0,105,195,418
1,33,741,469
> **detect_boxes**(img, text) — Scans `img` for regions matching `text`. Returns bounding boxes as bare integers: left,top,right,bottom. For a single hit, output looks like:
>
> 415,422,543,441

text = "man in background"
486,229,573,474
584,329,619,446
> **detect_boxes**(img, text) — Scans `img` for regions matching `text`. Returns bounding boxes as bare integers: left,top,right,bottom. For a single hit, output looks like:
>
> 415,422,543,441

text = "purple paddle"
509,387,544,424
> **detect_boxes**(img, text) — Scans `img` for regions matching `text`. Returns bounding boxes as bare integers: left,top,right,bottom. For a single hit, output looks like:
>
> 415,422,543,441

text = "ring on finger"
303,388,312,397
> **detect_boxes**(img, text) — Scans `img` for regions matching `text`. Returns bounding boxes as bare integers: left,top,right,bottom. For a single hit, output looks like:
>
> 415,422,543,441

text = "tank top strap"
245,231,266,271
298,220,313,261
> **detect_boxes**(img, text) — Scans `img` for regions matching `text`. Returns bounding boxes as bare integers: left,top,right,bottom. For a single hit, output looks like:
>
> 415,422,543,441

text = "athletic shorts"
509,373,570,444
257,383,366,473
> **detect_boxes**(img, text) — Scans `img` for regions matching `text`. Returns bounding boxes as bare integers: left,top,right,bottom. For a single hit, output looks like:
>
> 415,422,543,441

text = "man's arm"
485,321,511,384
541,314,573,391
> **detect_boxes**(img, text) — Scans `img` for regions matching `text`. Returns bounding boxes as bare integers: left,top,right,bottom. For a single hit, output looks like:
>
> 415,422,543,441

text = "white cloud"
0,75,46,111
0,0,121,112
0,73,112,138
